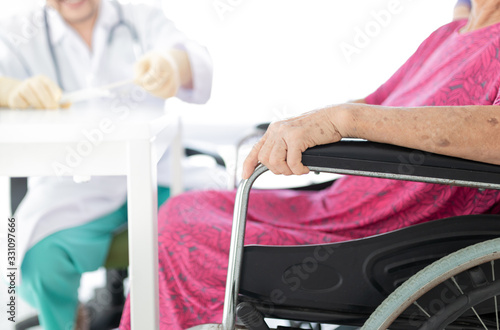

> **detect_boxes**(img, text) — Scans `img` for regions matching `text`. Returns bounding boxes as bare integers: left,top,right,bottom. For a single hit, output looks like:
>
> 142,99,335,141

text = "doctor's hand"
0,75,62,109
242,107,348,180
134,52,181,99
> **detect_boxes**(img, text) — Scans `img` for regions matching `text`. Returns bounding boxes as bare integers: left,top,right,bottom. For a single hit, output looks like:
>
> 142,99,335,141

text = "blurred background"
162,0,458,126
0,0,458,138
0,0,457,329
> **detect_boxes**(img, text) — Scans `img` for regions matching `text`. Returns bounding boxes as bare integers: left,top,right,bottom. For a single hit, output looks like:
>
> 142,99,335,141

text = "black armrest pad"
302,139,500,186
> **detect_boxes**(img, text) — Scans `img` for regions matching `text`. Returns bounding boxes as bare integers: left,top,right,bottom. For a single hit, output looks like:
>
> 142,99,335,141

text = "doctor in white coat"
0,0,212,329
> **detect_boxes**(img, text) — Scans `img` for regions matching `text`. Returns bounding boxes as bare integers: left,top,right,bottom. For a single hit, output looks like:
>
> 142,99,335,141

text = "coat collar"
45,0,120,47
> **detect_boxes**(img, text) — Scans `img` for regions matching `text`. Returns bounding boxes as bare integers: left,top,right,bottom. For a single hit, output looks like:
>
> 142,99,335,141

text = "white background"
1,0,458,128
0,0,456,329
161,0,457,126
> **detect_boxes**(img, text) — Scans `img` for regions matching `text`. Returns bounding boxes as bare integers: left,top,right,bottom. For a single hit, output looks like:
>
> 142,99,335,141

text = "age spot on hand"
487,117,499,126
437,139,451,147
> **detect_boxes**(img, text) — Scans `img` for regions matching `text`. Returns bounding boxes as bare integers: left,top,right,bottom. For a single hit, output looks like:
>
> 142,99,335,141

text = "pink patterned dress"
120,19,500,329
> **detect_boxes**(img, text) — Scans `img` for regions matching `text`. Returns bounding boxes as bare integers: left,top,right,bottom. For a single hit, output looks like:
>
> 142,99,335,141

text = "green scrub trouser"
19,187,170,330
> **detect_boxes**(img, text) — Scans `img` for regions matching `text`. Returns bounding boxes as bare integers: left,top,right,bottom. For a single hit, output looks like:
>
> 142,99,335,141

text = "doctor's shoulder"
0,7,46,51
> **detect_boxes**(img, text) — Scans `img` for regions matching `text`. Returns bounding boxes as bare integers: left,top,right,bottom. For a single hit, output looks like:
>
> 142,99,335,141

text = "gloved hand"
0,75,62,109
134,52,181,99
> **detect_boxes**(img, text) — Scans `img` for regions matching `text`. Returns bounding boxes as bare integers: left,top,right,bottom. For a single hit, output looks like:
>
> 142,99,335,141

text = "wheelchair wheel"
362,237,500,330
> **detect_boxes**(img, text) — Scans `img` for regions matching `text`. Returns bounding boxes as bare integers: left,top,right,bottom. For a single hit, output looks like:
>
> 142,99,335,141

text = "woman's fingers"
242,128,307,179
254,129,293,176
242,108,343,179
242,136,266,179
267,140,293,176
287,144,309,175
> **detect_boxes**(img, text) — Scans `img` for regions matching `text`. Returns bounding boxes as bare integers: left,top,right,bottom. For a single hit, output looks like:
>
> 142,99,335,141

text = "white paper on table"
60,79,135,105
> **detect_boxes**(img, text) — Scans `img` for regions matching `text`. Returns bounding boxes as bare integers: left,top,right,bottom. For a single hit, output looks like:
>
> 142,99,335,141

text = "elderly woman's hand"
242,107,348,179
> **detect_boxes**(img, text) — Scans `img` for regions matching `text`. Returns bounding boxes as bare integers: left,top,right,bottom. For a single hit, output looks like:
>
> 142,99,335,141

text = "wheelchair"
192,139,500,330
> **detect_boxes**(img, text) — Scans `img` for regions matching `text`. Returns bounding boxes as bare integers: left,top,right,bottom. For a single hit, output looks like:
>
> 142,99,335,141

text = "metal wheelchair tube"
305,166,500,190
221,165,269,330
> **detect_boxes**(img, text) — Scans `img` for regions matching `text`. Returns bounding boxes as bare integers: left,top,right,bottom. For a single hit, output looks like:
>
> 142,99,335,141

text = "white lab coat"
0,0,215,268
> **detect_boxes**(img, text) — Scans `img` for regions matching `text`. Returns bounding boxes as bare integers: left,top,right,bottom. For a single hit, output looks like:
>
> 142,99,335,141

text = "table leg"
127,140,159,330
170,118,184,197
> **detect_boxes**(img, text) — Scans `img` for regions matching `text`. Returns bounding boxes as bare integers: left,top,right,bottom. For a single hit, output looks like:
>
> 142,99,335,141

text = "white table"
0,101,183,329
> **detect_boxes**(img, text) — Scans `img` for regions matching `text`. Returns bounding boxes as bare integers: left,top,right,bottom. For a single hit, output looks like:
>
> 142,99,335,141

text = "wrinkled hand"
134,52,180,99
8,75,62,109
242,109,344,179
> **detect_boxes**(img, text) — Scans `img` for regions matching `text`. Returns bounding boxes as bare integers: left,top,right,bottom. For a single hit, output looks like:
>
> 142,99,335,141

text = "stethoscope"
43,0,143,91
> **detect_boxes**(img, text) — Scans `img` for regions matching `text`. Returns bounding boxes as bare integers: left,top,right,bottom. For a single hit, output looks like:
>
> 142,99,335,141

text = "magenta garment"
120,20,500,329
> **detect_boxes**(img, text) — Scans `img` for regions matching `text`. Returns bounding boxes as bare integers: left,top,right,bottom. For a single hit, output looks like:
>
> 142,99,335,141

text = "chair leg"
86,268,127,330
236,302,270,330
14,315,39,330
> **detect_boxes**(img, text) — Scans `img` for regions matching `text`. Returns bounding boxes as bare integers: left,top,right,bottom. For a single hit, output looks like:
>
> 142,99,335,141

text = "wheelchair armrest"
302,139,500,188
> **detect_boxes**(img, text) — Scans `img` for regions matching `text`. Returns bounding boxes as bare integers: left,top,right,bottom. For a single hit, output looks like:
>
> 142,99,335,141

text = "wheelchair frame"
220,140,500,330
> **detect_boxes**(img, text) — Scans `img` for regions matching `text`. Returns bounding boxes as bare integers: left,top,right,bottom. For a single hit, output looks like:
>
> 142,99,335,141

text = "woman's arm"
345,104,500,163
242,104,500,179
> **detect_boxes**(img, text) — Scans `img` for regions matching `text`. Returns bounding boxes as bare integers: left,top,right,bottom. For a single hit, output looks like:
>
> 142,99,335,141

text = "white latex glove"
134,52,181,99
0,75,62,109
